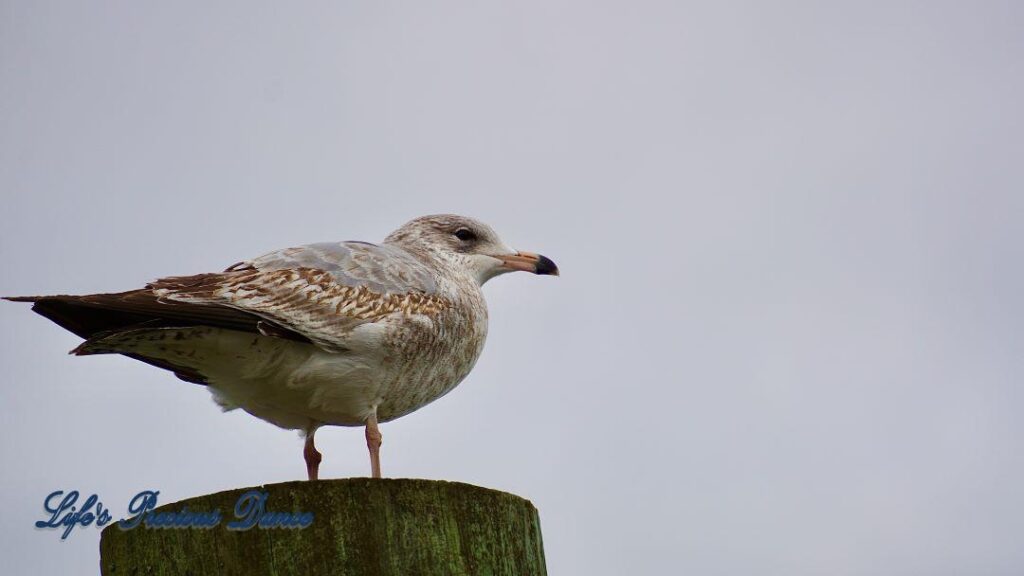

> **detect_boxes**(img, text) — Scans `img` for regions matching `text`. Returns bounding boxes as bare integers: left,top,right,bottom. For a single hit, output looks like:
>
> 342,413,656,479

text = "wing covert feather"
151,242,450,352
247,242,439,295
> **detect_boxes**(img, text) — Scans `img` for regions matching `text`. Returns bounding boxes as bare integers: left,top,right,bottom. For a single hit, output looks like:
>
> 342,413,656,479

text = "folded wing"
7,241,451,361
151,241,450,352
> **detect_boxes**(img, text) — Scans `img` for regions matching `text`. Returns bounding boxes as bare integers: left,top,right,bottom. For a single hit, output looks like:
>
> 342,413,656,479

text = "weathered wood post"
100,478,547,575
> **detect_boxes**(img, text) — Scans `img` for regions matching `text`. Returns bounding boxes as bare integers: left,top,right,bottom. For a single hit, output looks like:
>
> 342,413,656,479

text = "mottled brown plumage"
5,214,558,479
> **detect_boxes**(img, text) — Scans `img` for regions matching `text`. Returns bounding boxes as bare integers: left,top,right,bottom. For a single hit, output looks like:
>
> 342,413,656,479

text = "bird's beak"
496,251,559,276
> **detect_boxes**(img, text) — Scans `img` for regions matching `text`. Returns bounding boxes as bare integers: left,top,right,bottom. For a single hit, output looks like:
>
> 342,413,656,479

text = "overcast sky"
2,1,1022,574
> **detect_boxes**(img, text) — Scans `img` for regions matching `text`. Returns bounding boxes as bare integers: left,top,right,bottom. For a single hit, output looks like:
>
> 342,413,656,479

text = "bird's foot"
365,415,383,479
304,434,322,481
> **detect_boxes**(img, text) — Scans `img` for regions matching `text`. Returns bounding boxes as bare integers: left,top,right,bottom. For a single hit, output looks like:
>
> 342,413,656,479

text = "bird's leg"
303,430,322,481
365,414,383,479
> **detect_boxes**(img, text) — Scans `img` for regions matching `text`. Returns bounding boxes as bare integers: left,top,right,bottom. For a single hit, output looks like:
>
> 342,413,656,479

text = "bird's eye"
453,228,477,242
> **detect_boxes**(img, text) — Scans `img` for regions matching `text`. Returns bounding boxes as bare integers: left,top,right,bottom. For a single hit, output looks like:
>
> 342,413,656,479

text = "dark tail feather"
4,294,157,340
4,290,315,386
4,294,211,385
4,291,309,343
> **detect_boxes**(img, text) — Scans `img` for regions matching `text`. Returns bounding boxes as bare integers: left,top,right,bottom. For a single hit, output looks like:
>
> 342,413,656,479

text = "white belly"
102,327,387,429
204,332,389,429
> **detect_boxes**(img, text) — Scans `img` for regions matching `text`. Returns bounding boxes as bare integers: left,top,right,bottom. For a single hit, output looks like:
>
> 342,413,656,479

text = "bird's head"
384,214,559,286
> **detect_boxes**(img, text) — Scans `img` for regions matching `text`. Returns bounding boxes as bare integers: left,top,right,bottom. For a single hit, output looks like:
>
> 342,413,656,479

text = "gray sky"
2,1,1022,574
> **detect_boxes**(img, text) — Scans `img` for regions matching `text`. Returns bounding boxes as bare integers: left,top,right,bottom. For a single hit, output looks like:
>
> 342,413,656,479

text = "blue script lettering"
118,490,221,530
35,490,111,540
118,490,160,530
227,490,314,530
37,488,311,537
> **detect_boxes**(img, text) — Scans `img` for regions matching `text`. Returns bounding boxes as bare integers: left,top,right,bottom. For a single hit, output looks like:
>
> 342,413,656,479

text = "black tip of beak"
536,255,559,276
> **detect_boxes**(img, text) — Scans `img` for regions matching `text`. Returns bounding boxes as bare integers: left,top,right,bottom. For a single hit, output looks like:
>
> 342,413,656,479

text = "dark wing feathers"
4,288,311,344
5,241,443,381
4,286,313,385
3,293,233,385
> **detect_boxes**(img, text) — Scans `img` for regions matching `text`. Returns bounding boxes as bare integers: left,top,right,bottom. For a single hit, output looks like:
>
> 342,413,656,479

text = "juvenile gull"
6,214,558,479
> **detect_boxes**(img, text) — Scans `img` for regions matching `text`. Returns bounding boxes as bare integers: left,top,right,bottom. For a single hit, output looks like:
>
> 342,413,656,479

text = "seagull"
5,214,558,480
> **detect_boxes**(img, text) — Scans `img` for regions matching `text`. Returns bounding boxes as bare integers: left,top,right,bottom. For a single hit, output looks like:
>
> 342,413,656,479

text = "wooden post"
100,478,547,575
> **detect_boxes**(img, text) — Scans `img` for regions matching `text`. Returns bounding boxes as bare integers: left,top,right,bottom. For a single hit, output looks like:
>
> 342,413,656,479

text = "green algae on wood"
100,478,546,576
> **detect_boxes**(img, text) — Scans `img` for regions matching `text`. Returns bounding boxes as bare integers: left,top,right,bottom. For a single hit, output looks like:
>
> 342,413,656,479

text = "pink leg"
304,431,322,481
365,415,383,479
